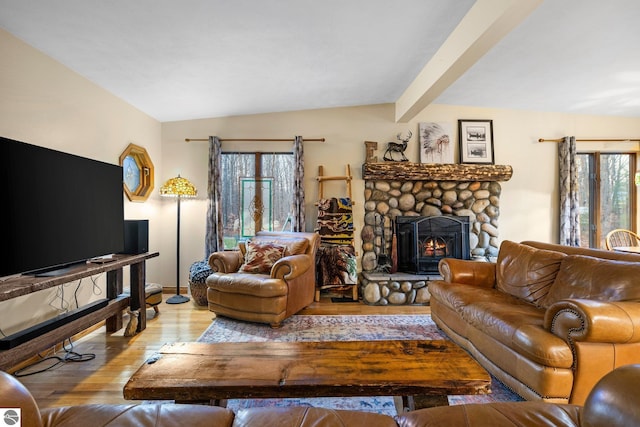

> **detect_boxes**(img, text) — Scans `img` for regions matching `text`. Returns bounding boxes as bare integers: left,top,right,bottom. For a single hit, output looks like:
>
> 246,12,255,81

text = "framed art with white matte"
458,119,494,164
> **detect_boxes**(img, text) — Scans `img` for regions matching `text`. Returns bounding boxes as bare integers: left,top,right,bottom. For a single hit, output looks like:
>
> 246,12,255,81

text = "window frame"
577,150,637,248
220,151,294,249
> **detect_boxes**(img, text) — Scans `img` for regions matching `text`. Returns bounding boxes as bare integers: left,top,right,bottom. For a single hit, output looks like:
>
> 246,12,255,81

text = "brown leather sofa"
429,240,640,405
206,231,320,328
4,364,640,426
398,363,640,427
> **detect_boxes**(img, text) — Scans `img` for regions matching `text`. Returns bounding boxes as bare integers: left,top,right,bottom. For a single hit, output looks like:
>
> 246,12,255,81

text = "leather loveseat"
207,231,320,328
4,364,640,426
429,240,640,405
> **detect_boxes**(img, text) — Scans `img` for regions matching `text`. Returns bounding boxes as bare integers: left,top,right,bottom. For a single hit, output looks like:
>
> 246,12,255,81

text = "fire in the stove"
422,237,448,257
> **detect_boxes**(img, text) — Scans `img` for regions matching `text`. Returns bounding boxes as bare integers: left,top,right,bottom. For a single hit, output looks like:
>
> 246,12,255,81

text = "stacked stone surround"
358,162,512,306
360,272,438,306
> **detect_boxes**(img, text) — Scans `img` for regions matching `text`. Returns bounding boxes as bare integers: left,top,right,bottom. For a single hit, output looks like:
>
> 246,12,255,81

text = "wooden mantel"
362,162,513,182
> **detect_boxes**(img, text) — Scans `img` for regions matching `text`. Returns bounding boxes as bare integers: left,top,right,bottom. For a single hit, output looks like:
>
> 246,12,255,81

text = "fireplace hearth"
396,216,470,274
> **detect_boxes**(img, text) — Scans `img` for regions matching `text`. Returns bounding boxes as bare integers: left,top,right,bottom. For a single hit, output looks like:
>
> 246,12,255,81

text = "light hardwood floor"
12,296,430,409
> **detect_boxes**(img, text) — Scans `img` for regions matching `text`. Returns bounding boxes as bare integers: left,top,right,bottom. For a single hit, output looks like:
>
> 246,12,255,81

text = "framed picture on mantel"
419,122,454,164
458,119,494,164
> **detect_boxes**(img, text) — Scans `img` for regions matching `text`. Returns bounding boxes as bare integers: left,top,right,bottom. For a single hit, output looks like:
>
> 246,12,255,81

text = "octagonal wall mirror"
119,143,154,202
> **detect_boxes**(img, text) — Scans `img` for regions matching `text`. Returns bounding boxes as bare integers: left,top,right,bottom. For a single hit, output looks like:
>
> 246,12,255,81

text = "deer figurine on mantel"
383,131,412,162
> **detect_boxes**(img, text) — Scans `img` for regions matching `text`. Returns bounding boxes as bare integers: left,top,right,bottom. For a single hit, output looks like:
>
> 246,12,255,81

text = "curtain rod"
185,137,325,142
539,138,640,143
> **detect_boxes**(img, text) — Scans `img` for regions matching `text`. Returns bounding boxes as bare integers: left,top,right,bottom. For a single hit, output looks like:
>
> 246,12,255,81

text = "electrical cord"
73,279,82,309
47,272,103,313
48,283,69,313
90,273,103,296
10,273,103,377
13,337,96,377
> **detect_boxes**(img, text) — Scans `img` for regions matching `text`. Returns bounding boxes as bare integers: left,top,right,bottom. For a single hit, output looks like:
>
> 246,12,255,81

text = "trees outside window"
220,153,294,249
576,152,637,249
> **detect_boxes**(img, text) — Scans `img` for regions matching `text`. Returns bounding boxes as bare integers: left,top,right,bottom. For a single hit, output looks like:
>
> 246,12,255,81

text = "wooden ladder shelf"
315,164,358,302
316,164,354,202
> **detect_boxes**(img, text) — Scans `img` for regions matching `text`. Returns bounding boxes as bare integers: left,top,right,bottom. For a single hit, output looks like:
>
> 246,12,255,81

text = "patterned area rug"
197,314,523,415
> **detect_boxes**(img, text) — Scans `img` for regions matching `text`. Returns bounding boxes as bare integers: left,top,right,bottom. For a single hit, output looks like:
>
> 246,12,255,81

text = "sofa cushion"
396,401,582,427
207,272,289,297
430,280,573,368
496,241,566,306
41,403,235,427
239,240,287,274
541,255,640,307
234,406,398,427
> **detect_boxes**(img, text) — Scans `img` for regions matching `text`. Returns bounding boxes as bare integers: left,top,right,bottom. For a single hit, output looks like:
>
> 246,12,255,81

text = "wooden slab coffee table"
123,340,490,411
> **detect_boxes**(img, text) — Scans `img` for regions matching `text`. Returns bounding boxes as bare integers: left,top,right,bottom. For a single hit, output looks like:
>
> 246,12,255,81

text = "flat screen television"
0,136,125,277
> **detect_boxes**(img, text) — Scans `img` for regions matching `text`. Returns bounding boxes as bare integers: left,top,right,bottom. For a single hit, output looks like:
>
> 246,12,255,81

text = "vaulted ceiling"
1,0,639,122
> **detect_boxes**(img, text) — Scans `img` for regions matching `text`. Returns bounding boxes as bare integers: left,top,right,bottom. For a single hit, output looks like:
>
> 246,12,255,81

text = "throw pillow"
252,237,309,256
495,240,566,306
541,255,640,308
238,240,287,274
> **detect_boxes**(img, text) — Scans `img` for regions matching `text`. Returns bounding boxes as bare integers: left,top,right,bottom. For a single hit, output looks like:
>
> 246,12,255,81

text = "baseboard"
161,286,189,294
330,297,358,303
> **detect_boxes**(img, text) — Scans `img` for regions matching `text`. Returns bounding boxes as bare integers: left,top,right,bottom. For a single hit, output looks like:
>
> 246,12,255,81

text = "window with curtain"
576,152,637,248
220,152,295,249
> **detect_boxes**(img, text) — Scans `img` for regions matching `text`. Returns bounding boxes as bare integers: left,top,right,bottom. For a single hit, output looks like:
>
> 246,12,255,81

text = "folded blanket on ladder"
315,197,354,245
315,197,357,292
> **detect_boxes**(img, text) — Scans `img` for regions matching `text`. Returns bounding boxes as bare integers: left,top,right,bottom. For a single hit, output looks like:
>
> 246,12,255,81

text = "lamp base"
166,294,190,304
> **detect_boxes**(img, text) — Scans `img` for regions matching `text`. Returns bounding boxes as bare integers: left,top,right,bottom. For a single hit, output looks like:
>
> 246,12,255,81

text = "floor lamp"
160,175,197,304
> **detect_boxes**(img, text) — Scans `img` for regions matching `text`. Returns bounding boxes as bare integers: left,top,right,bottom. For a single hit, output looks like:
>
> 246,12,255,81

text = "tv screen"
0,136,125,277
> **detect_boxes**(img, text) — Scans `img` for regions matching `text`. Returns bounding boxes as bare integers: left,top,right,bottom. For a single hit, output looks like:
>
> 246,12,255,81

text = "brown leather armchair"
206,231,320,328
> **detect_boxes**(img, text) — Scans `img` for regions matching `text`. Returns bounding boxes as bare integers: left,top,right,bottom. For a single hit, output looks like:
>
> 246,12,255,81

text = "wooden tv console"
0,252,159,370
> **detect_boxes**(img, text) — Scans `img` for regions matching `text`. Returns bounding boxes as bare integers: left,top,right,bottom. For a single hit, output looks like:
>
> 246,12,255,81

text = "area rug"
197,314,523,415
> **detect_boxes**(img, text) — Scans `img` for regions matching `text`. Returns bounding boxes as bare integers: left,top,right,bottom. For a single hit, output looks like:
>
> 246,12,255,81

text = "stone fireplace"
359,162,513,305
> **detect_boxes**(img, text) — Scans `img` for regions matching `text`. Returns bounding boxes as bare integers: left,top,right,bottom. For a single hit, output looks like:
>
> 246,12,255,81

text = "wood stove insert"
396,216,470,274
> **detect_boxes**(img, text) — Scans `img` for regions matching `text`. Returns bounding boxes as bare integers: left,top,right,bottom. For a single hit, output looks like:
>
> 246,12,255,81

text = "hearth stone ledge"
360,272,441,306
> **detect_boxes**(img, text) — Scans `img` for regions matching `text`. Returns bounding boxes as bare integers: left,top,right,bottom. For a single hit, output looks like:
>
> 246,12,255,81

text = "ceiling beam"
394,0,543,123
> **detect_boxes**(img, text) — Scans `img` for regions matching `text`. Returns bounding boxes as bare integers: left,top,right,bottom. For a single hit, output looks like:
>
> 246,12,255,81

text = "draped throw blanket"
315,197,354,245
205,136,224,257
293,136,305,232
558,136,580,246
316,245,358,289
315,197,356,288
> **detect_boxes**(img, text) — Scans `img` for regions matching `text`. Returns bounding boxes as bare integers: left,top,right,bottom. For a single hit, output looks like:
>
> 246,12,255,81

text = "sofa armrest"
208,251,243,273
438,258,497,288
271,255,312,280
544,299,640,343
0,371,43,427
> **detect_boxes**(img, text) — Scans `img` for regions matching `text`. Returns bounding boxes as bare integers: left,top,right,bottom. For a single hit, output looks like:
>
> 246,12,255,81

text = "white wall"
161,104,640,283
0,29,162,332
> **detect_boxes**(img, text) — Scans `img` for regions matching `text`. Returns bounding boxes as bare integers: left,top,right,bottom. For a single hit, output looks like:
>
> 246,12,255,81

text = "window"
576,152,637,249
220,152,295,249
